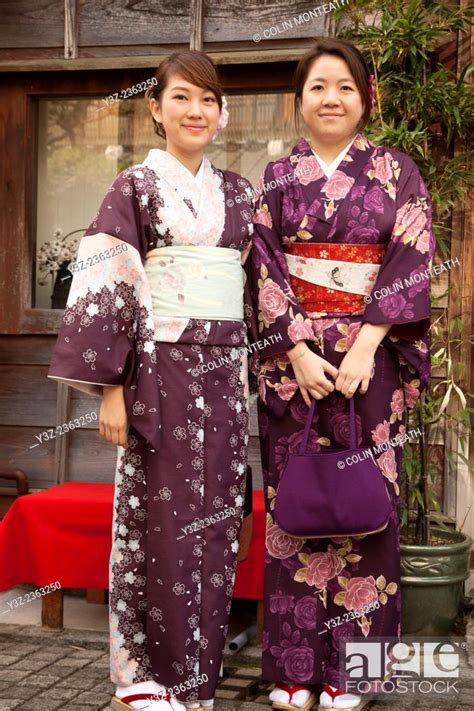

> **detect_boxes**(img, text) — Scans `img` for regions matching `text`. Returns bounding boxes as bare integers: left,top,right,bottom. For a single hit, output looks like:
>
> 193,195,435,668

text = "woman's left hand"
335,322,391,397
335,342,376,397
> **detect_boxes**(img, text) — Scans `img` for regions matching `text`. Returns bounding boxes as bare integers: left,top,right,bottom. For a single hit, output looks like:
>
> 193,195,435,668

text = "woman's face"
149,73,220,153
299,54,364,143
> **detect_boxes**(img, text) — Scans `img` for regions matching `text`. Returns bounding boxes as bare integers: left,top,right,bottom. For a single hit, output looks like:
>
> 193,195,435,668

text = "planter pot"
400,527,472,636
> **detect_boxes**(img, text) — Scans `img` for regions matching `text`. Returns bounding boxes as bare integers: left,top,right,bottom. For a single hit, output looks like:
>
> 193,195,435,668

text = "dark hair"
293,38,371,132
145,50,223,139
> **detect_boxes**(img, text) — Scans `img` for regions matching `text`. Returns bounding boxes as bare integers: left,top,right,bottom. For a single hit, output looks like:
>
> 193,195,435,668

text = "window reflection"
35,92,296,309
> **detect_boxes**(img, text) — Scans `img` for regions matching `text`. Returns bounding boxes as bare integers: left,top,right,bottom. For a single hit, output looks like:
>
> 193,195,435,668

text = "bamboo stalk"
418,398,431,545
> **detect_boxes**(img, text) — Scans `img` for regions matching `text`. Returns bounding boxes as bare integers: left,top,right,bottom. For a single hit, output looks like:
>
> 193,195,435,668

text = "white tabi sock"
184,699,213,709
319,685,361,709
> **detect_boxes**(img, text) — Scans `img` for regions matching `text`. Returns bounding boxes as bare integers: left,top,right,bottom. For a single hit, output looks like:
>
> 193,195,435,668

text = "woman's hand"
335,342,376,397
287,342,339,407
335,323,391,397
99,385,128,446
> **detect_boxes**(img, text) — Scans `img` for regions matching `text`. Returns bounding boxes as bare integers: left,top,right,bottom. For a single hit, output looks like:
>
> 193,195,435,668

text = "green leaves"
340,0,473,254
341,0,473,547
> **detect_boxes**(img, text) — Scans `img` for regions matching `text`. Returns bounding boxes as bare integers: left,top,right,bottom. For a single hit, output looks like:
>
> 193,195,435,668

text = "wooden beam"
0,47,308,73
64,0,78,60
190,0,204,52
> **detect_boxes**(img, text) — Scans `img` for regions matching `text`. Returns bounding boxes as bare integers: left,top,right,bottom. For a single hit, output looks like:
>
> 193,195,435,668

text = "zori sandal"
317,684,371,711
111,689,174,710
184,702,213,711
198,702,214,711
270,682,317,709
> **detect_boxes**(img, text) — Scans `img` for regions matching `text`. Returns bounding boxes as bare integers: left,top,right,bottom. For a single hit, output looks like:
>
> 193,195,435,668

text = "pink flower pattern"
245,132,433,687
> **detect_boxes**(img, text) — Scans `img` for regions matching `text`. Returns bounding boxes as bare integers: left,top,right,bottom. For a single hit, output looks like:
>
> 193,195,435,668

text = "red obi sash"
284,242,386,313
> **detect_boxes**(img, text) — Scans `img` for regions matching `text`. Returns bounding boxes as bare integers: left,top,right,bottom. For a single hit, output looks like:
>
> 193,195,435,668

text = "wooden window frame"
0,62,296,335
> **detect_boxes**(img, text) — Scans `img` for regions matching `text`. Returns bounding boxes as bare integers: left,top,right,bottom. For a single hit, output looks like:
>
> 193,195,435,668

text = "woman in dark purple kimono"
245,38,435,711
49,50,254,711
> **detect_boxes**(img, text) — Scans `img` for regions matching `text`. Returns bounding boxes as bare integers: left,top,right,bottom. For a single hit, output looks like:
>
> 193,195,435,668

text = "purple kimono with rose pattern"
49,150,254,702
245,133,435,687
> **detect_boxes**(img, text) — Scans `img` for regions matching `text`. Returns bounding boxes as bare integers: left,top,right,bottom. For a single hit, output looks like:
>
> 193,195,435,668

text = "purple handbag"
274,397,393,538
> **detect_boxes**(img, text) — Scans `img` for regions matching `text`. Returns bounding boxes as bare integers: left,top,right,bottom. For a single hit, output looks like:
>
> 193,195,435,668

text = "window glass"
35,92,296,309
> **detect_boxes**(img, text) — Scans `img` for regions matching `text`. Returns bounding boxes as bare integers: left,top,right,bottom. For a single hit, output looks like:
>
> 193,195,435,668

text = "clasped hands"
286,324,389,408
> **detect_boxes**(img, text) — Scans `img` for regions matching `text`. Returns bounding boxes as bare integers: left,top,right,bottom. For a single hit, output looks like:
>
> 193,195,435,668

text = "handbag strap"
299,396,356,454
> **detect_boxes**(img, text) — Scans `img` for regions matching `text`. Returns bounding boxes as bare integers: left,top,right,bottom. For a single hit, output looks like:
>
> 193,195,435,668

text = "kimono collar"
141,147,225,246
142,148,209,212
290,132,376,224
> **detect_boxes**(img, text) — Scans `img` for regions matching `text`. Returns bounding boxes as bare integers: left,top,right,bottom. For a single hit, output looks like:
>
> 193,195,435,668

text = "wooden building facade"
0,1,472,539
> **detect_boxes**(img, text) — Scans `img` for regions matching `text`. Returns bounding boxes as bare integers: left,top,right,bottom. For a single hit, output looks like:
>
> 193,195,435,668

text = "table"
0,482,265,630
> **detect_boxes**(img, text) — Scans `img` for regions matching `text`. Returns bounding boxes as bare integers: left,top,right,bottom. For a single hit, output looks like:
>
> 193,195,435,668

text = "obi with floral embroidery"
144,245,245,328
284,242,386,314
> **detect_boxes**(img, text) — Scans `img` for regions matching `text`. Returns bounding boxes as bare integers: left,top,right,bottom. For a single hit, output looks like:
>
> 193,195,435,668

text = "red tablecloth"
0,482,264,599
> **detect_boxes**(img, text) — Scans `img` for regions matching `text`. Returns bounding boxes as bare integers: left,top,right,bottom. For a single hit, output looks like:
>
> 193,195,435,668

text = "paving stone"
0,684,40,701
457,694,474,704
54,673,99,691
215,689,243,700
88,680,115,694
228,704,277,711
0,670,30,683
9,657,51,672
40,663,78,679
253,695,271,704
16,674,61,689
230,646,261,666
5,644,40,656
221,678,258,690
75,690,116,706
23,694,65,710
0,612,472,710
232,668,263,679
50,657,93,669
43,685,78,701
73,665,110,680
69,649,105,660
21,650,67,662
214,704,259,711
0,657,22,666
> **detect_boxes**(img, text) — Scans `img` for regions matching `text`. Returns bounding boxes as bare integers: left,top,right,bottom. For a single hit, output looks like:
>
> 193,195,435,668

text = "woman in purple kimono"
49,50,254,711
245,38,435,711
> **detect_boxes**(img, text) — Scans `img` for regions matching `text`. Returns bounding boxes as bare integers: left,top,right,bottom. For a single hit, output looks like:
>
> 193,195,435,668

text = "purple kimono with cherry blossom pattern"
49,149,254,702
244,133,435,687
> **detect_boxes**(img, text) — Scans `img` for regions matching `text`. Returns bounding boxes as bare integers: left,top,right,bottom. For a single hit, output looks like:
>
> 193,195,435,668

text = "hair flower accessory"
368,74,376,113
212,96,229,140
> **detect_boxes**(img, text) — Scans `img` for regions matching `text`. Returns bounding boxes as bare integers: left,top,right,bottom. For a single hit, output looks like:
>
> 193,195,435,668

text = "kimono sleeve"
362,156,435,341
245,163,314,359
48,169,154,395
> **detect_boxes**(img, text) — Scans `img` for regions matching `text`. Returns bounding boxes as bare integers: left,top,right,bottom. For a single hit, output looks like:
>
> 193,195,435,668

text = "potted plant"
339,0,474,634
400,311,472,636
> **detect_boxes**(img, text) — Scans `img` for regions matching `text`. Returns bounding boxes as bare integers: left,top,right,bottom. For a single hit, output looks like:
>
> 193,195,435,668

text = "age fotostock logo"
342,639,462,695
